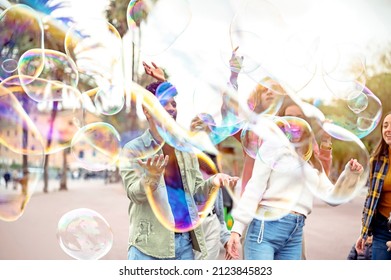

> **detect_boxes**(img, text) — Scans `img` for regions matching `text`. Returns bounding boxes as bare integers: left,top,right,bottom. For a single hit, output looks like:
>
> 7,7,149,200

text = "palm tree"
3,0,74,191
105,0,161,143
105,0,128,37
106,0,160,84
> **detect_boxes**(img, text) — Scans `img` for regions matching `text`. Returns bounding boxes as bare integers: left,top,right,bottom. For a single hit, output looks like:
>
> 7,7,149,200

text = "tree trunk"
59,148,68,191
43,101,58,193
21,94,29,196
43,154,50,193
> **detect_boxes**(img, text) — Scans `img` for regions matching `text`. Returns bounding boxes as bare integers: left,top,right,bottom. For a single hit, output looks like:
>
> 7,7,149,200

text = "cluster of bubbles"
186,0,375,221
0,0,383,254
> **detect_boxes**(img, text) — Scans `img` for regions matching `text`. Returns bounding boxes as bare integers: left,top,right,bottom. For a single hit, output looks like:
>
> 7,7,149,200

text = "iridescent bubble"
237,74,286,117
234,74,286,158
273,116,292,140
278,117,313,160
18,49,79,102
65,20,122,78
119,139,164,172
0,4,44,82
227,113,368,221
124,149,218,233
192,67,245,145
319,86,381,140
33,97,84,154
65,19,123,97
57,208,113,260
197,151,219,178
1,70,84,155
94,87,125,116
322,43,366,82
80,92,98,114
127,0,191,55
71,122,121,172
347,91,368,114
155,127,186,152
118,82,218,174
153,82,206,152
1,58,18,73
223,119,306,221
287,71,381,140
82,86,125,116
309,122,369,205
356,116,375,132
0,86,45,221
194,113,242,146
0,85,46,154
144,151,219,232
240,129,260,159
257,116,313,172
134,82,216,153
240,121,266,159
322,43,366,99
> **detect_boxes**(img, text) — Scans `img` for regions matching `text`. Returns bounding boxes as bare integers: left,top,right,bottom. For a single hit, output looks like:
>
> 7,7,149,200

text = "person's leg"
128,246,163,260
243,219,276,260
175,232,195,260
275,215,305,260
372,215,391,260
195,214,220,260
301,232,306,260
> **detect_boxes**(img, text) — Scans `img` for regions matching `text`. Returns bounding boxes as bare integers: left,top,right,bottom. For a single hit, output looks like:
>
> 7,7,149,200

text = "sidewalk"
305,194,365,260
0,178,366,260
0,178,129,260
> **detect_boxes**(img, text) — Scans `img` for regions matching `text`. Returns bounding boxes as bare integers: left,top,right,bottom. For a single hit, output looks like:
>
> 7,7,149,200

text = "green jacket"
120,130,217,259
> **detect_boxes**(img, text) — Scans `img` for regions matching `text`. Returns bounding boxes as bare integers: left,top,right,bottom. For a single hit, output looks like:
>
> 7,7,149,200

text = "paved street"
0,178,366,260
305,194,364,260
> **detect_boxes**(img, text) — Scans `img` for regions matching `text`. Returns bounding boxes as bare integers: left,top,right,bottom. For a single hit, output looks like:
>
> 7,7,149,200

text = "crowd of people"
1,170,21,191
117,50,391,260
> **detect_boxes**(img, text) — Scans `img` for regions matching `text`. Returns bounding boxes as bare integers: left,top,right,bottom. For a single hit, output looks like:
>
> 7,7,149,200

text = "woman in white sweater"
226,103,364,260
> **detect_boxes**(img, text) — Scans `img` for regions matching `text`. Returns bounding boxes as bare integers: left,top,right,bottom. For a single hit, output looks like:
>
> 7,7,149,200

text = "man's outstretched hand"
143,61,166,82
213,173,239,189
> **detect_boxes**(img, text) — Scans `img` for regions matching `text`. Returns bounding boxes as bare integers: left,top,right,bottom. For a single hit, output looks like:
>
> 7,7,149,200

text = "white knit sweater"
231,153,362,236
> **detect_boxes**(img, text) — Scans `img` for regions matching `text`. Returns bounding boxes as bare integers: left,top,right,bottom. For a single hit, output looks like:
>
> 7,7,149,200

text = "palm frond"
16,0,74,25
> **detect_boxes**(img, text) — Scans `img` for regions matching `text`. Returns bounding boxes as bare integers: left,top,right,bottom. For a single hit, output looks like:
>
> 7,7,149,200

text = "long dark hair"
371,111,391,161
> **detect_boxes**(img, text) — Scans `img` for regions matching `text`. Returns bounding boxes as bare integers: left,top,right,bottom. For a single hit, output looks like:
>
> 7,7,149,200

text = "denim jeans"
244,213,305,260
127,232,194,260
371,214,391,260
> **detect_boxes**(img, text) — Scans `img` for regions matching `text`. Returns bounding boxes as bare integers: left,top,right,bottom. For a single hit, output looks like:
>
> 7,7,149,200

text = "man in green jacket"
120,81,238,260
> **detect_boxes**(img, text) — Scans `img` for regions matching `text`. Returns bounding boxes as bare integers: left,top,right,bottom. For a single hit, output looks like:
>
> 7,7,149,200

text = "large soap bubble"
57,208,113,260
0,4,44,82
71,122,121,172
0,85,44,221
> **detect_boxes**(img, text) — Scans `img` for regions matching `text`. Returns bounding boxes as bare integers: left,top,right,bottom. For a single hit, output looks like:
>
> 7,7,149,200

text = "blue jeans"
371,214,391,260
127,232,194,260
244,213,305,260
